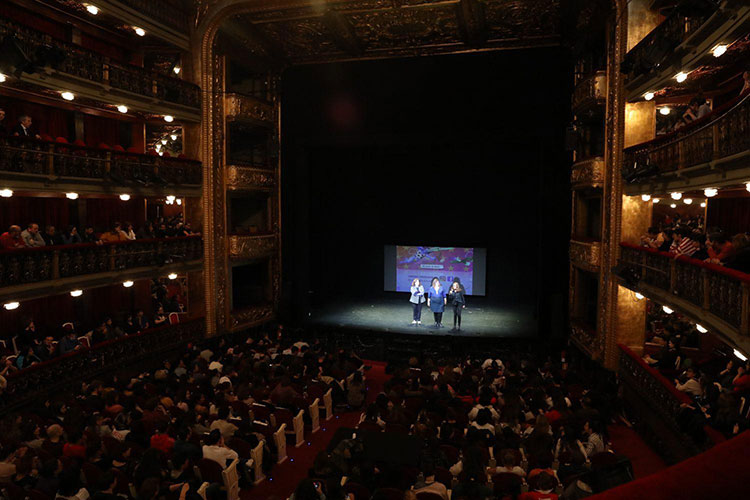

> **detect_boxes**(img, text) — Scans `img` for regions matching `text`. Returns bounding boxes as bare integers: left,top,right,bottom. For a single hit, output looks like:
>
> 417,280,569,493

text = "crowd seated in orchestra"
0,215,197,251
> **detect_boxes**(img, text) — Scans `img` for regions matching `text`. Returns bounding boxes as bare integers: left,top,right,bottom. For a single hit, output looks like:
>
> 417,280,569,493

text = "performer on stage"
427,277,447,328
448,280,466,331
409,278,426,325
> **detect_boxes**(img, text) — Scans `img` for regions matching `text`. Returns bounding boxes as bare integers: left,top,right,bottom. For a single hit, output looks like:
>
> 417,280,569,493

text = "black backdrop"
280,48,572,337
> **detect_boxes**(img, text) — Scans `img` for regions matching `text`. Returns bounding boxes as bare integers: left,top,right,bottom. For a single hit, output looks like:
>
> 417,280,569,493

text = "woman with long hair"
409,278,426,325
448,280,466,331
427,277,447,328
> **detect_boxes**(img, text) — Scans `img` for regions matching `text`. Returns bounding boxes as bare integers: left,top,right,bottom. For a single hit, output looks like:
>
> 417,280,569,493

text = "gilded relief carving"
570,240,601,271
571,157,605,188
230,304,275,330
228,234,278,259
571,71,607,112
226,166,276,189
225,93,275,124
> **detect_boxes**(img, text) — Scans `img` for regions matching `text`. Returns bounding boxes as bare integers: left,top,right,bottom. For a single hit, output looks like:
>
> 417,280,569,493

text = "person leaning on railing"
20,222,45,247
99,222,128,243
0,225,26,249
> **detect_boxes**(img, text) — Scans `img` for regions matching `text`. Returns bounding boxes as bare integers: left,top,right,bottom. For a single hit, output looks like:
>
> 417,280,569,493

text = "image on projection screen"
396,246,475,294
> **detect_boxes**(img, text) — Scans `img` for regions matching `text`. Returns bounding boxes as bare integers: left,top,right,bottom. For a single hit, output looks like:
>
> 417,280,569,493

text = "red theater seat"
113,145,125,152
127,146,142,154
56,137,69,144
40,134,53,142
98,142,111,150
73,139,86,147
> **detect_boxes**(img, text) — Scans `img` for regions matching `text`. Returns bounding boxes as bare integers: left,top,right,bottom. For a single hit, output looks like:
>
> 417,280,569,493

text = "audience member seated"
21,222,45,247
0,225,25,249
10,115,41,139
42,225,64,246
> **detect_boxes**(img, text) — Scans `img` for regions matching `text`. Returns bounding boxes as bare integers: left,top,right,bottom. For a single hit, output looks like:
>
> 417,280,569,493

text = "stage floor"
309,297,537,338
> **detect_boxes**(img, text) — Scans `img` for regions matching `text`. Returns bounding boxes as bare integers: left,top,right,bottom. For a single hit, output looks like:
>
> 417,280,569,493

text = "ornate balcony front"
228,234,278,260
229,304,275,332
619,242,750,354
571,156,605,189
0,19,200,120
622,2,749,100
622,93,750,194
0,236,203,302
0,137,201,196
570,238,601,272
571,71,606,113
226,165,276,191
225,94,275,126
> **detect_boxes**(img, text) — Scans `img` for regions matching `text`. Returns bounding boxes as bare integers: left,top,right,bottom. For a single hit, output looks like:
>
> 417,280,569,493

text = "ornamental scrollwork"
570,240,601,271
228,234,278,260
571,157,605,188
225,94,275,125
226,166,276,189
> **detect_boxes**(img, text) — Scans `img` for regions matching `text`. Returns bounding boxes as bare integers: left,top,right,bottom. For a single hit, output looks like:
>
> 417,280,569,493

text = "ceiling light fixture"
671,192,682,200
734,349,748,362
712,44,727,58
644,92,655,101
659,107,671,115
168,273,178,280
0,74,6,83
65,192,79,200
70,289,83,297
119,194,130,201
675,71,688,83
161,138,168,145
0,188,13,198
134,27,146,37
173,66,181,75
652,198,660,204
170,134,177,141
641,194,651,202
61,91,75,101
704,188,717,197
122,280,134,288
695,324,708,333
176,198,182,205
164,115,174,123
117,105,128,113
670,203,677,208
662,305,673,314
683,198,693,205
700,202,706,207
3,301,19,310
746,182,750,193
634,292,644,301
84,4,99,15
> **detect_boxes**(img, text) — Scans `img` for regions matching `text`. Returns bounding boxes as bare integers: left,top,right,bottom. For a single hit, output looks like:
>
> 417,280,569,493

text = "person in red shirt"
62,432,86,459
150,423,175,455
0,225,26,249
706,231,734,264
732,362,750,393
519,471,558,500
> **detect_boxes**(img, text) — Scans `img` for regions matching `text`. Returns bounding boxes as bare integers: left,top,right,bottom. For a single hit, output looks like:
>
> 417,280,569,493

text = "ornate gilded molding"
226,165,276,190
228,234,278,260
572,71,607,113
229,304,275,331
225,93,275,125
570,239,601,272
571,156,605,189
570,321,600,359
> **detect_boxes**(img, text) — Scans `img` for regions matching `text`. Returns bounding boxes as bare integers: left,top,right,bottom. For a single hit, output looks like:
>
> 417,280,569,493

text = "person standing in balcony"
20,223,45,247
10,115,40,139
0,225,26,249
427,277,447,328
409,278,425,325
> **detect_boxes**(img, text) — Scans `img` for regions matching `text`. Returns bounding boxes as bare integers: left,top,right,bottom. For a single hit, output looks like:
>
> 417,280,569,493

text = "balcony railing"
623,93,750,182
571,71,607,112
0,235,203,289
116,0,190,34
0,319,204,414
622,2,717,83
0,19,200,109
619,242,750,334
618,344,723,462
0,136,202,187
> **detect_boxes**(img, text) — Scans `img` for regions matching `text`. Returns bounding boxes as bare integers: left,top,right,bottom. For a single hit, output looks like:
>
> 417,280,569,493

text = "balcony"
226,165,276,191
622,1,749,100
571,71,606,114
225,93,275,126
619,242,750,353
93,0,191,50
0,319,204,413
571,156,605,189
0,136,201,196
0,236,203,302
618,344,723,463
570,238,602,271
228,234,278,260
0,19,200,121
622,93,750,194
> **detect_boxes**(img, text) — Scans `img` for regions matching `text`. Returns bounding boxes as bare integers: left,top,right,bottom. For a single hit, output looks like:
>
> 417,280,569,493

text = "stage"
308,297,537,338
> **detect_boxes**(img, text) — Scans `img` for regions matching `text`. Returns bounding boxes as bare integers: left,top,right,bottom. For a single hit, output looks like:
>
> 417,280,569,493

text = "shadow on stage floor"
307,296,537,339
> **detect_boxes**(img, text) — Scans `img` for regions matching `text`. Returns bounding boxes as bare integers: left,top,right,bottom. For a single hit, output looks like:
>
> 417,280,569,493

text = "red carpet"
607,424,666,479
243,361,389,500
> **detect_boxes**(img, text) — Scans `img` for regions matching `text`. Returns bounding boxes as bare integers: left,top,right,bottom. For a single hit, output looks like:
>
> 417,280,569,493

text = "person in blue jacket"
409,278,426,325
427,277,447,328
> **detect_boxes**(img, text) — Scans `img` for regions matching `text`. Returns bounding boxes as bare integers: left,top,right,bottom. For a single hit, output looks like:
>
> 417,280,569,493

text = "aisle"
244,361,389,500
607,424,666,479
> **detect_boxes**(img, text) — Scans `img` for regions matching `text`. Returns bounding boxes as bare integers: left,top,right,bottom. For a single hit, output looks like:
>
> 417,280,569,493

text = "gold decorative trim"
225,93,275,125
570,239,601,271
570,321,599,359
228,234,278,259
226,165,276,190
572,71,607,112
229,304,275,331
571,157,605,188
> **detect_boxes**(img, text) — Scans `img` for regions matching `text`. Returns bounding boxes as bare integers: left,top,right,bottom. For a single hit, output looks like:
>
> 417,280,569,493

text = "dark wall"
280,48,572,335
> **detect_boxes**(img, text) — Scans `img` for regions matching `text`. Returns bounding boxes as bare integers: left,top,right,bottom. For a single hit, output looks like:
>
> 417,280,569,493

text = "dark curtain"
83,114,119,147
0,294,74,340
706,197,750,236
0,100,72,140
80,32,128,63
0,3,68,41
0,197,70,232
85,198,146,232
